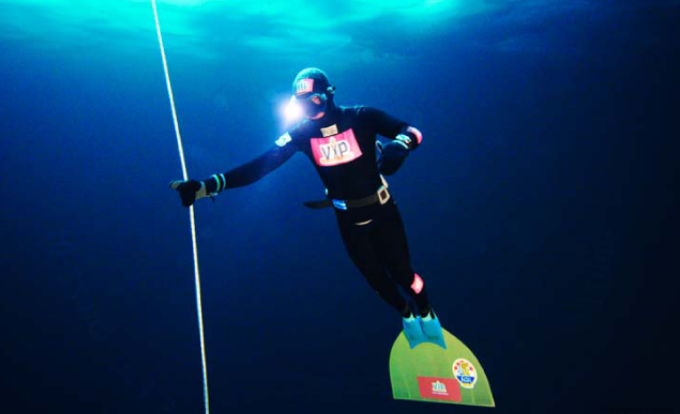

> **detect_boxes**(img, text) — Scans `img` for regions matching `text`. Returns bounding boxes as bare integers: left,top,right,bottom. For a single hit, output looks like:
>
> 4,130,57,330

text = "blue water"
1,1,678,413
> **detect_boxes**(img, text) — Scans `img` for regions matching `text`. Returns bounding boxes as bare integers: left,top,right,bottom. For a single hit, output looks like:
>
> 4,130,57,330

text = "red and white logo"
310,128,363,167
417,377,462,402
295,78,314,95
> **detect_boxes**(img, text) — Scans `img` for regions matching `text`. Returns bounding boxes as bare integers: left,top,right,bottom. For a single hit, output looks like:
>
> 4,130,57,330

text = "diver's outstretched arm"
170,142,297,207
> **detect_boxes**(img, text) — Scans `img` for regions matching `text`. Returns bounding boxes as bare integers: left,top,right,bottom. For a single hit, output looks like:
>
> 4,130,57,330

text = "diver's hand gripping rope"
152,1,211,413
170,180,210,207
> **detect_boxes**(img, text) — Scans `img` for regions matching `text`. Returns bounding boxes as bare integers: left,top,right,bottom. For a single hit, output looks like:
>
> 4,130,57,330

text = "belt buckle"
377,186,390,205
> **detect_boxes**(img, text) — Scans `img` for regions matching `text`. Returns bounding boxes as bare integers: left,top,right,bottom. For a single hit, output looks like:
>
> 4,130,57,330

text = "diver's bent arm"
394,125,423,151
361,106,423,151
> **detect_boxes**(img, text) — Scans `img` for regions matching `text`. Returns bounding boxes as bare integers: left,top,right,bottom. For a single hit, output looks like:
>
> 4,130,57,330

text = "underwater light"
283,95,303,122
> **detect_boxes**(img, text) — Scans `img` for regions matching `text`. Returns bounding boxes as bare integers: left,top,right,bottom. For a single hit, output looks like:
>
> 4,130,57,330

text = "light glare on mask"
284,96,303,122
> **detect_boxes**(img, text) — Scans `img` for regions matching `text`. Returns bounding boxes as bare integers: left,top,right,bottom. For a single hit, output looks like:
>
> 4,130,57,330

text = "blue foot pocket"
420,313,447,349
402,316,427,349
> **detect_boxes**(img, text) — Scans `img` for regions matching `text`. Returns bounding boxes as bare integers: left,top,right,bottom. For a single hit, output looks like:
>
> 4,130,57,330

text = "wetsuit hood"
292,67,336,120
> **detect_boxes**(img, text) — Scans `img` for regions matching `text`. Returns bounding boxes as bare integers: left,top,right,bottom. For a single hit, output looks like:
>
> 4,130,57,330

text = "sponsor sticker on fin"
452,359,478,390
417,377,462,402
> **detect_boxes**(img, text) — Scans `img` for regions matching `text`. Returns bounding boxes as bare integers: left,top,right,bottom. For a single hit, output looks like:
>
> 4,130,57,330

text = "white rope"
151,1,210,413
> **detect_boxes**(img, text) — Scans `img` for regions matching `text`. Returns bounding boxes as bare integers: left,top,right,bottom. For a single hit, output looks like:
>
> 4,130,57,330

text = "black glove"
377,141,410,175
169,180,206,207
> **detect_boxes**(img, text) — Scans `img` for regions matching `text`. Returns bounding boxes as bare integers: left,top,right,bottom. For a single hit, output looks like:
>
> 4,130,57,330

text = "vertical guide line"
151,1,210,413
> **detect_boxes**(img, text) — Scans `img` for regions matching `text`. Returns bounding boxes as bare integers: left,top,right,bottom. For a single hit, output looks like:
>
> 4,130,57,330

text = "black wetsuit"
206,105,431,316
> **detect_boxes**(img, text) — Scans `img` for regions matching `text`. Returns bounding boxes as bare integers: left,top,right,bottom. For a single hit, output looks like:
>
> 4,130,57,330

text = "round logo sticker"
452,358,478,389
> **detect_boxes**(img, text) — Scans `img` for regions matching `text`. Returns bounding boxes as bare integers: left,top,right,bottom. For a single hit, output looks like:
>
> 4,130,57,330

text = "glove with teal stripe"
170,174,226,207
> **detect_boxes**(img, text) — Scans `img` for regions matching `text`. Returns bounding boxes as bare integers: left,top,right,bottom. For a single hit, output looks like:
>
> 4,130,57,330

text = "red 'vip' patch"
417,377,462,402
310,128,363,167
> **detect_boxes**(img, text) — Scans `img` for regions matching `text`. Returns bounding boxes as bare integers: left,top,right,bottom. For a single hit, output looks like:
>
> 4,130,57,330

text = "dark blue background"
1,1,678,413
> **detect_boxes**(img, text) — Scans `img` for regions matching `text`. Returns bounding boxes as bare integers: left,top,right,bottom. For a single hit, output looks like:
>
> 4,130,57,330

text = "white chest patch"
321,124,339,137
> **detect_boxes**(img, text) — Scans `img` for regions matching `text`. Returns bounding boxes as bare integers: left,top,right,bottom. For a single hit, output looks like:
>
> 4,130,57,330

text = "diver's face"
299,93,327,120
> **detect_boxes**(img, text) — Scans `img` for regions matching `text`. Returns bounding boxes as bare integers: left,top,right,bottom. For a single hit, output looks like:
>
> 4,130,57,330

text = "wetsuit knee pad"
411,273,424,295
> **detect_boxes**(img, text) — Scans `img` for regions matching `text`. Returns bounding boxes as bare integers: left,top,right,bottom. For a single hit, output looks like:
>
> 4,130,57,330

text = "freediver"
171,68,443,347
